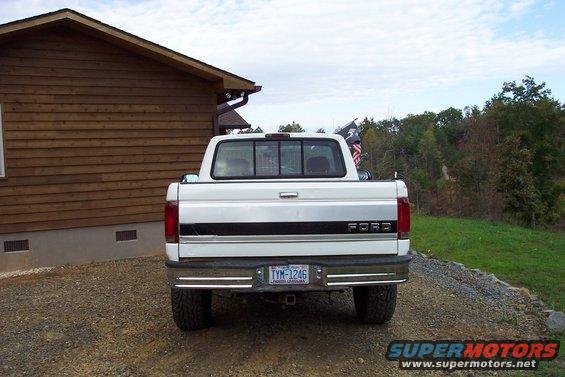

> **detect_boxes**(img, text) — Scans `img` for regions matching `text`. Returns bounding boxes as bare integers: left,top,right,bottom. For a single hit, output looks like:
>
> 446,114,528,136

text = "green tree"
358,117,377,137
376,118,402,134
351,77,562,225
410,168,428,214
361,127,378,173
486,76,563,225
360,122,397,179
496,136,545,226
452,114,500,218
278,122,305,133
238,126,263,134
395,112,436,156
435,107,464,165
315,128,326,133
417,124,443,189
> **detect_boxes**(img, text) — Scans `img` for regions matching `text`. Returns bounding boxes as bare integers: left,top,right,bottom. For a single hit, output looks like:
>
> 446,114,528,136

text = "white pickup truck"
165,133,410,330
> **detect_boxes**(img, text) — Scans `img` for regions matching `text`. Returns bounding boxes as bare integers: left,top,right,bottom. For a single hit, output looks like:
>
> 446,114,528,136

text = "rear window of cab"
212,139,346,179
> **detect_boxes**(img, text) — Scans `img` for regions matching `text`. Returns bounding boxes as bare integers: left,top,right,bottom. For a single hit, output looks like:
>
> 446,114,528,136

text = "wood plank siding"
0,26,216,234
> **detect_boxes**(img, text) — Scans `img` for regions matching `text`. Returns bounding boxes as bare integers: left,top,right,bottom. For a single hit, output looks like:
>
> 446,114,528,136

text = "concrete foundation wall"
0,222,164,273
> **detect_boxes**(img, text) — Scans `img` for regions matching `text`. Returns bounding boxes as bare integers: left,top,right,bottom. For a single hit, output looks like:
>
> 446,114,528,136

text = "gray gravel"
0,255,551,376
410,253,529,309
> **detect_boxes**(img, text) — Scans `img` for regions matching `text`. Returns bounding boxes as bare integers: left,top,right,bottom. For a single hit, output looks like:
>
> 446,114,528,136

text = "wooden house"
0,9,259,272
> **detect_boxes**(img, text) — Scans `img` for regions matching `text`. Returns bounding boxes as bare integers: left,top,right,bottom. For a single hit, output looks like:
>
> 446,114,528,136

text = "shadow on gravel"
211,291,360,327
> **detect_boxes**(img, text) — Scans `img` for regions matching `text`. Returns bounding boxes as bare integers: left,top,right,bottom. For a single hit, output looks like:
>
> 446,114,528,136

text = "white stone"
0,267,53,280
546,311,565,332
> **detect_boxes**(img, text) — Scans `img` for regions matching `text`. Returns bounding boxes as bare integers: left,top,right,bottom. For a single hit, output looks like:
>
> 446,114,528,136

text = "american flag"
352,143,362,167
335,119,362,167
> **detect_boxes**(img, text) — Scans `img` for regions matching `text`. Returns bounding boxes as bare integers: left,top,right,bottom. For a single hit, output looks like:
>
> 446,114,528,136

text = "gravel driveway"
0,255,549,376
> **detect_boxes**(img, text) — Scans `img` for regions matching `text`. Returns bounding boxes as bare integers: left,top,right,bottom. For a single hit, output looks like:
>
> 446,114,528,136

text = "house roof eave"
0,8,256,92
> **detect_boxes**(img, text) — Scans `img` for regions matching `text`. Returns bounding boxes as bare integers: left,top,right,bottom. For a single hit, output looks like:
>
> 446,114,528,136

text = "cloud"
76,1,565,101
1,0,564,129
508,0,536,14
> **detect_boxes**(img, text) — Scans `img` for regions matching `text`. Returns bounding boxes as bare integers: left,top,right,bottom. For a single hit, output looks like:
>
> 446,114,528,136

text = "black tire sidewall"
170,288,213,331
353,285,397,324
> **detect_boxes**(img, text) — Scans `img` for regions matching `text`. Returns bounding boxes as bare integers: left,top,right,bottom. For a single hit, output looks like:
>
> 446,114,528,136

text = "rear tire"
171,288,212,331
353,285,397,324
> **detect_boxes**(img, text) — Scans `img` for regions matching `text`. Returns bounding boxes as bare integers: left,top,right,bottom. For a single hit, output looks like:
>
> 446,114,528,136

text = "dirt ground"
0,256,552,376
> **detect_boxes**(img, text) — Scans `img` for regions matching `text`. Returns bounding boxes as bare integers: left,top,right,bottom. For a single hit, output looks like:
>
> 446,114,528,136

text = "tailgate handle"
279,192,298,199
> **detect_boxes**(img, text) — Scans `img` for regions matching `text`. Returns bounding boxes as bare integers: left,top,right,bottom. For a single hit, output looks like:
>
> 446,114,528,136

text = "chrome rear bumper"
166,255,410,292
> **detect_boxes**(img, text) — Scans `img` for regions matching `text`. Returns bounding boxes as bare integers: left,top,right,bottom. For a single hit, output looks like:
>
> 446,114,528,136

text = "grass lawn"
411,215,565,311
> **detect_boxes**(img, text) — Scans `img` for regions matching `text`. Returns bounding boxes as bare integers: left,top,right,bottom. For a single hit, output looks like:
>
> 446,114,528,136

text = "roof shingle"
217,103,251,129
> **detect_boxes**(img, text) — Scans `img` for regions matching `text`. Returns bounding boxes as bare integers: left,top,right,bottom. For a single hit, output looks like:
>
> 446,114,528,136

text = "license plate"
268,265,309,285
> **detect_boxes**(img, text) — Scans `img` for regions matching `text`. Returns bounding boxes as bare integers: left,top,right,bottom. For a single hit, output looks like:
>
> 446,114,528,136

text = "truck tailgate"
176,181,400,258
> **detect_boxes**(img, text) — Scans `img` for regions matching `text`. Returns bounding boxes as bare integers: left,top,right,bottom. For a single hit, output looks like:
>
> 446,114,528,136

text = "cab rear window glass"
212,139,345,179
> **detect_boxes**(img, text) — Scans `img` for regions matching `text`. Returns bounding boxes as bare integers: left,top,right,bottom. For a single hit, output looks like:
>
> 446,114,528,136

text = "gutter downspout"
214,86,262,135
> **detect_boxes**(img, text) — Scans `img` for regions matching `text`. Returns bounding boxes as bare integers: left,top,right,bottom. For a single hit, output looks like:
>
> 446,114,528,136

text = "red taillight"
165,201,179,243
397,197,410,239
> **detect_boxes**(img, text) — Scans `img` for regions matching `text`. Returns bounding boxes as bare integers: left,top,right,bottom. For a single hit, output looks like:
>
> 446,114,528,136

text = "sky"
1,0,564,132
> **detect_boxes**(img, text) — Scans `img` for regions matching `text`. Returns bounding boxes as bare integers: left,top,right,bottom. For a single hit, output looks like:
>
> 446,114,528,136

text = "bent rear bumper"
166,255,411,292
